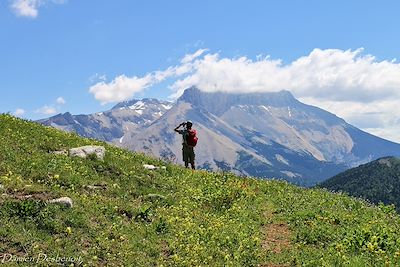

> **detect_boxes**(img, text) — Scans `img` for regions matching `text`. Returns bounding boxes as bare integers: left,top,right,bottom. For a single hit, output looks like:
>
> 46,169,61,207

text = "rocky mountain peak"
178,86,300,115
111,98,172,110
38,112,74,126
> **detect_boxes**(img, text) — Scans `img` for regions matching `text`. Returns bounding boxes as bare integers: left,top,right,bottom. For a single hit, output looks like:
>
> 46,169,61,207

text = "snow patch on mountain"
281,171,301,178
129,100,145,110
162,104,173,110
260,105,272,115
275,154,290,165
288,107,292,117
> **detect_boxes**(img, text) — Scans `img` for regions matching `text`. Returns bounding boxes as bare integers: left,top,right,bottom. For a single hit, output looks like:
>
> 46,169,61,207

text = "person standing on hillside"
174,121,198,169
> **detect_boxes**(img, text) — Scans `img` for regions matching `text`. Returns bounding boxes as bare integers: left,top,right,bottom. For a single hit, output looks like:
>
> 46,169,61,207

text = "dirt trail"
260,207,291,267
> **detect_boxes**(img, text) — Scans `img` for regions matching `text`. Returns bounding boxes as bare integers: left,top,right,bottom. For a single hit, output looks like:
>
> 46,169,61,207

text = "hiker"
174,121,198,169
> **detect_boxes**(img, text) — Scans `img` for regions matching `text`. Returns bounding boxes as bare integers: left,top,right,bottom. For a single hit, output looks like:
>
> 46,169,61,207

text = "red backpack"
186,129,198,147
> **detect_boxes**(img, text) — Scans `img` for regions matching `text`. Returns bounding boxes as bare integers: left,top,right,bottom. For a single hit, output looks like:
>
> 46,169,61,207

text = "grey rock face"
179,86,299,116
69,146,105,160
378,158,392,167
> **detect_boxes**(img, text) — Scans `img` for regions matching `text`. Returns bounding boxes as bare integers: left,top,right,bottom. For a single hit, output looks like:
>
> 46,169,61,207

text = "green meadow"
1,113,400,266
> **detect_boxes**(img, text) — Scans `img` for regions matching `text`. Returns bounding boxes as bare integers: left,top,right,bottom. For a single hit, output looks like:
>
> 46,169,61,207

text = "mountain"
2,113,400,266
319,156,400,210
120,87,400,186
38,98,173,145
39,87,400,186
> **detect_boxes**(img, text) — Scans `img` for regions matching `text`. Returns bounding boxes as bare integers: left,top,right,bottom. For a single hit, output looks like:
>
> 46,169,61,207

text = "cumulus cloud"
35,105,57,115
88,48,400,142
88,49,202,104
56,97,66,105
89,74,156,104
169,48,400,102
10,0,66,18
14,108,25,117
93,48,399,103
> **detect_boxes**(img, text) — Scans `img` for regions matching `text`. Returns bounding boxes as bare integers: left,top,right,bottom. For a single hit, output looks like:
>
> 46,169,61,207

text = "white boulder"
143,164,158,170
48,197,73,208
143,164,167,170
69,146,105,160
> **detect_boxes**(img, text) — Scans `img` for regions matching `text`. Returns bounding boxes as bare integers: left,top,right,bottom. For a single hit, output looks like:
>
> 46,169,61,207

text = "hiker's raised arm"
174,123,183,133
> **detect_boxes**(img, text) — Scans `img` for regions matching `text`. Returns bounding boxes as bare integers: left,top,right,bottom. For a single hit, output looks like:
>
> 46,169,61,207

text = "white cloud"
35,105,57,115
14,108,25,117
180,48,207,64
89,48,400,142
89,74,155,104
88,49,201,104
56,97,66,105
10,0,66,18
11,0,39,17
169,48,400,102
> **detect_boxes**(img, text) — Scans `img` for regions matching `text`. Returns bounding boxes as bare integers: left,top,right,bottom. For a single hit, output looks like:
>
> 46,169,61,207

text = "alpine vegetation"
2,113,400,266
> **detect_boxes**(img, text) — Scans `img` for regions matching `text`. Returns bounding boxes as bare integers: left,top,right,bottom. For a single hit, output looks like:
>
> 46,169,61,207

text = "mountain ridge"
38,87,400,186
178,87,301,115
319,156,400,210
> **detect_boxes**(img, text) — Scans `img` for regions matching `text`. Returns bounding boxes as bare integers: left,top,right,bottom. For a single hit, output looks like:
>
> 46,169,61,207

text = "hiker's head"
186,121,193,129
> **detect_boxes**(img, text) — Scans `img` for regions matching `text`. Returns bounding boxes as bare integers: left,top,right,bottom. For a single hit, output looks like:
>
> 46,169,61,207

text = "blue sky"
2,1,400,142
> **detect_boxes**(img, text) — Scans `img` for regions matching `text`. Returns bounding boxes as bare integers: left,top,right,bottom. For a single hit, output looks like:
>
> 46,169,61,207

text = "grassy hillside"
1,114,400,266
319,157,400,211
